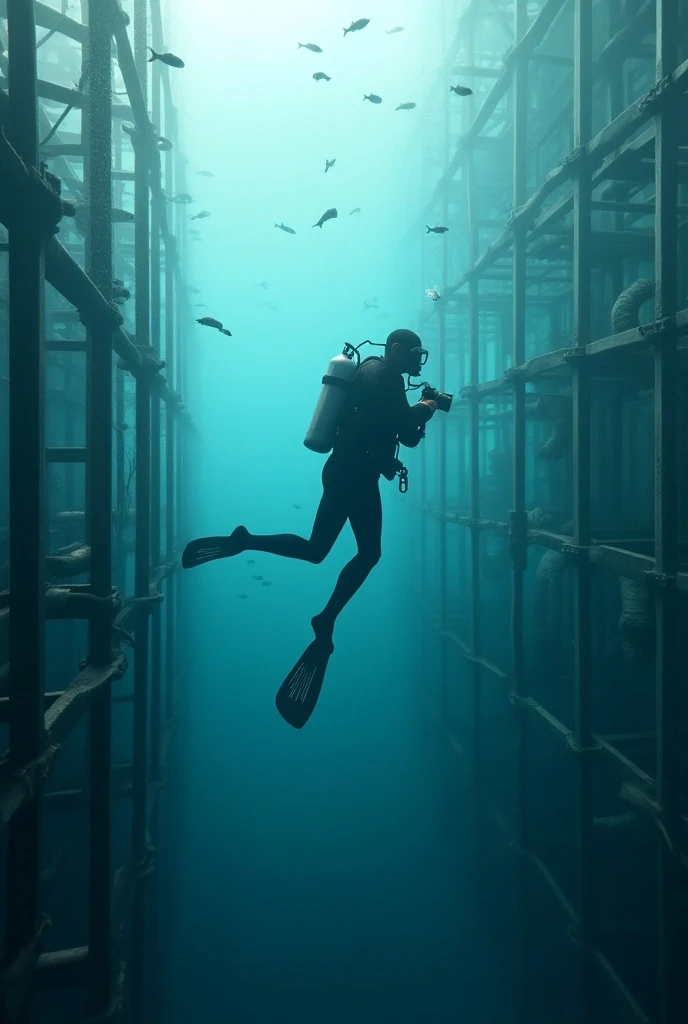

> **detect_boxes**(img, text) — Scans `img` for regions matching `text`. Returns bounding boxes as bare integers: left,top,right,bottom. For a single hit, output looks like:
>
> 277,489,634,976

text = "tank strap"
322,374,353,390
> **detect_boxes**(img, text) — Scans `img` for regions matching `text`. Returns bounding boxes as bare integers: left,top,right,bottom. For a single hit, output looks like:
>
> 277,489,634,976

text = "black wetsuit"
245,357,425,634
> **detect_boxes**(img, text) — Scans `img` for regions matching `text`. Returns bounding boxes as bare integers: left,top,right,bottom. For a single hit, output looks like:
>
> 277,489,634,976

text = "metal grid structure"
416,0,688,1021
0,1,192,1020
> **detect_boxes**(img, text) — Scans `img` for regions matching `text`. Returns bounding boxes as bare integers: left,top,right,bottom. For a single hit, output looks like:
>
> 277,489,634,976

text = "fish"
293,505,301,509
245,559,255,565
386,26,404,34
298,42,323,53
450,84,473,96
238,594,249,599
196,316,232,337
191,210,210,220
261,581,272,586
363,93,382,104
312,207,337,228
188,286,201,294
196,170,214,177
252,575,264,580
396,102,416,111
275,222,296,234
426,288,441,302
313,72,331,82
147,47,185,68
364,300,379,311
194,302,207,307
344,18,370,36
256,281,270,289
325,158,336,173
349,207,361,215
169,193,193,204
427,224,449,233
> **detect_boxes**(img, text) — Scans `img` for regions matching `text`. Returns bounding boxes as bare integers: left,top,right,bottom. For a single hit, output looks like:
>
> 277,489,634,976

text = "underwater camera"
421,384,453,413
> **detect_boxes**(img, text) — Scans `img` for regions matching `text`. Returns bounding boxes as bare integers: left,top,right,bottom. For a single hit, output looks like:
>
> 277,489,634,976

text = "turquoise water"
159,3,513,1020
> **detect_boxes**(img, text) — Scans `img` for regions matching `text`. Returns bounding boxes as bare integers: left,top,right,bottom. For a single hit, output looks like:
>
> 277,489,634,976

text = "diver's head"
384,328,428,377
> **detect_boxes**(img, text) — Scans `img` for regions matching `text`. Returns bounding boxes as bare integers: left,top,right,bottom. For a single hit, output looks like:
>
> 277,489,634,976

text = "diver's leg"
246,459,347,563
311,475,382,644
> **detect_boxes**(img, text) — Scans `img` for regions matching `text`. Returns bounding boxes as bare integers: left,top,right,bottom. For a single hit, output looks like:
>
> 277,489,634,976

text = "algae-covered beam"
3,4,48,1019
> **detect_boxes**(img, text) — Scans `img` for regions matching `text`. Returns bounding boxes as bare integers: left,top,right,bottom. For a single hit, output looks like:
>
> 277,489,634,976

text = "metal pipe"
654,3,685,1022
131,2,150,1018
83,1,114,1014
572,1,595,1018
511,0,529,1016
4,6,45,1021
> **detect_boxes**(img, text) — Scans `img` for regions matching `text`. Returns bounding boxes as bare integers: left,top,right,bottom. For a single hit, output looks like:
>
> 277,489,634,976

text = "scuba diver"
182,328,447,727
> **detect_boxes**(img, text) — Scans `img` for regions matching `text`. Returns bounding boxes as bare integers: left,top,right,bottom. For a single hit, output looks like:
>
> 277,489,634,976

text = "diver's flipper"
275,638,334,729
181,527,247,569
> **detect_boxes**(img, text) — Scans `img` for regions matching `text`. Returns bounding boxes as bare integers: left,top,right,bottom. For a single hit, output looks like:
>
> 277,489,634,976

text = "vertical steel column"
654,2,685,1021
84,2,114,1015
571,0,594,1017
510,0,530,1014
113,76,127,594
132,2,151,1019
464,11,481,822
438,19,450,727
164,172,175,722
150,56,162,787
4,6,45,1020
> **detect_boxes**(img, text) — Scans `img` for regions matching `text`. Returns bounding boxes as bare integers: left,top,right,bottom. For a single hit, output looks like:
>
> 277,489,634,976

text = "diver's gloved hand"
416,399,438,422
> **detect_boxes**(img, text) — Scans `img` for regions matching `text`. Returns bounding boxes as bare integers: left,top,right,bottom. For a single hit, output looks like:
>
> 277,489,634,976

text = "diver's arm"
398,400,436,447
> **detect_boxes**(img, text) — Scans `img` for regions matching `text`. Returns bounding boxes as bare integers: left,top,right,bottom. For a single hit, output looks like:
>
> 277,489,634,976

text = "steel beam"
3,5,46,1022
83,1,115,1015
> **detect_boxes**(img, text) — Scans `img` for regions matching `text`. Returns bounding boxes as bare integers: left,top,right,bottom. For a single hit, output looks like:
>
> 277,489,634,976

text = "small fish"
252,575,264,581
386,26,404,34
196,170,214,177
344,18,370,36
147,47,185,68
194,302,207,307
196,316,232,337
325,158,336,173
256,281,270,290
169,192,193,204
364,300,378,311
245,559,255,565
270,304,279,311
363,93,382,104
450,84,473,97
275,222,296,234
238,594,249,599
426,288,441,302
313,72,331,82
396,102,416,111
188,286,201,294
298,42,323,53
349,207,361,215
261,581,272,587
191,210,210,220
312,207,337,228
293,505,301,509
427,224,449,233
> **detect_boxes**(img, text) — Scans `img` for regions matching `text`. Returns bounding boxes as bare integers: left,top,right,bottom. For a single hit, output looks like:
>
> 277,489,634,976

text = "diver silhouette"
182,329,438,727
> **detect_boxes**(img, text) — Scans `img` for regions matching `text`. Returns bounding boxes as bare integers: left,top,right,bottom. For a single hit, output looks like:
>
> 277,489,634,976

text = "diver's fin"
181,526,248,569
275,638,334,729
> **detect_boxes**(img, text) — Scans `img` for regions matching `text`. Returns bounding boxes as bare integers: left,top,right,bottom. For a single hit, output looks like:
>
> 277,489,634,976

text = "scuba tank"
304,348,357,454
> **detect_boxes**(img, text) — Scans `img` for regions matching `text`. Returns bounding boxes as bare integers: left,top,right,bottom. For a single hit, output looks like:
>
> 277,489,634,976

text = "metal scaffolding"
417,0,688,1021
0,1,191,1020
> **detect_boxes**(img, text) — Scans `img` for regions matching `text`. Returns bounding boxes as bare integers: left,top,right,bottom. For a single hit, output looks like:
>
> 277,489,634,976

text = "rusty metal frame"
0,1,190,1019
417,1,688,1022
